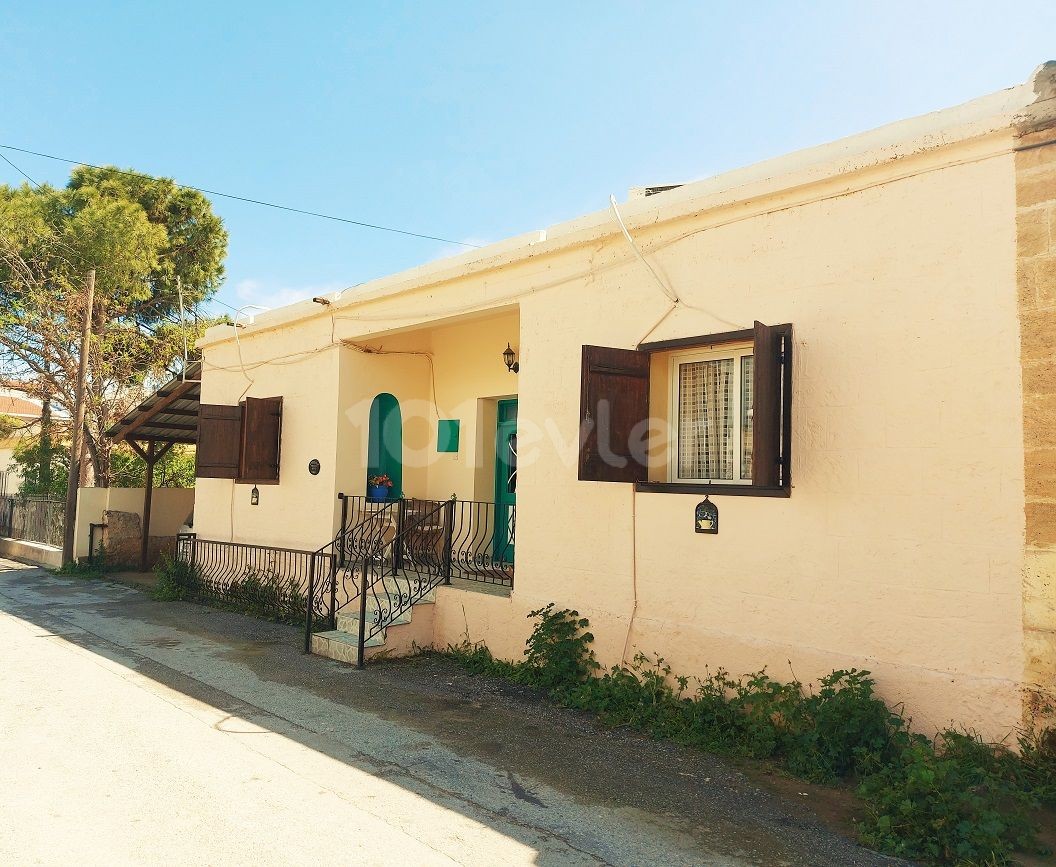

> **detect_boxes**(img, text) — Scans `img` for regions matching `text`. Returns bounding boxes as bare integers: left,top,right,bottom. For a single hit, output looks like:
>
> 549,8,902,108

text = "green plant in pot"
367,474,394,502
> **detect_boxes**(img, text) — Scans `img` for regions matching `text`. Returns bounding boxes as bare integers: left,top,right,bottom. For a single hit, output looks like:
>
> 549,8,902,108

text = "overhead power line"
0,151,40,187
0,143,481,248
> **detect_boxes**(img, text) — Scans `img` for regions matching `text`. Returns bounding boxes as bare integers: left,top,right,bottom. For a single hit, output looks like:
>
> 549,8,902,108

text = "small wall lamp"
250,485,260,506
503,343,520,373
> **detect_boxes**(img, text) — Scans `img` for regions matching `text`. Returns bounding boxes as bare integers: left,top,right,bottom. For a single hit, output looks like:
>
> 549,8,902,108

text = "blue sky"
1,2,1053,316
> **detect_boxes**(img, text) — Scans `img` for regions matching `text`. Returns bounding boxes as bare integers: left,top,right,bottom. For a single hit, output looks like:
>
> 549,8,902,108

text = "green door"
367,393,402,498
493,399,517,563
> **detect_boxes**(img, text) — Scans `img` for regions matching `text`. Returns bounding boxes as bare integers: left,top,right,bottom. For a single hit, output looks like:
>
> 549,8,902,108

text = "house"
118,63,1056,740
0,393,43,496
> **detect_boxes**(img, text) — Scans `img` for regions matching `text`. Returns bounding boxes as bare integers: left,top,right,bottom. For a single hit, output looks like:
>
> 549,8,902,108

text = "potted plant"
366,474,394,502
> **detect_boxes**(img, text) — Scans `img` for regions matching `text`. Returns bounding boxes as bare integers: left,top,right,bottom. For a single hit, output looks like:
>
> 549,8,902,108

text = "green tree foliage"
0,166,226,485
10,434,195,495
109,444,196,488
11,434,68,497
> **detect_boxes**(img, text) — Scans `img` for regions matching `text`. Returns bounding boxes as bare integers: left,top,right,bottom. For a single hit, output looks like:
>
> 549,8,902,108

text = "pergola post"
103,362,200,572
129,438,174,572
141,440,155,572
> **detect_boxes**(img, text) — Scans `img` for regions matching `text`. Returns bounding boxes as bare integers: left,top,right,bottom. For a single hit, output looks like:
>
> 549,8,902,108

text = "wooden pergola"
104,362,201,570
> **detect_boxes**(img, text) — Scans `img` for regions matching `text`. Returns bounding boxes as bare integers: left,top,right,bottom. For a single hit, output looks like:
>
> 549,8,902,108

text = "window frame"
633,322,792,498
667,342,754,486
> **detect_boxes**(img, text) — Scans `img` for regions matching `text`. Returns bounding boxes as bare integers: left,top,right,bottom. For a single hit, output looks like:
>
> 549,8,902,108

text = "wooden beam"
143,422,197,432
127,434,197,445
127,440,148,461
115,376,198,442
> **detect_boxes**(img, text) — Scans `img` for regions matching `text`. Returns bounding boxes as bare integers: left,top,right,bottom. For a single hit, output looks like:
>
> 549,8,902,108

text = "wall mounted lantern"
251,485,260,506
695,496,718,534
503,343,520,373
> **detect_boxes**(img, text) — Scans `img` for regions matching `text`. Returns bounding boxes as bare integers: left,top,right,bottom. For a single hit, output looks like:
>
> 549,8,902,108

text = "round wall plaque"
308,459,321,475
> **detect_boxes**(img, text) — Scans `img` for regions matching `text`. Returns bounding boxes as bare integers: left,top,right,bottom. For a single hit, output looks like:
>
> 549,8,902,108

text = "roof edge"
201,65,1044,349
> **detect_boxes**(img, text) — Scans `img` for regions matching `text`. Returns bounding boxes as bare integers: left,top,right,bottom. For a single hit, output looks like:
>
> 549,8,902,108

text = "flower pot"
367,484,390,502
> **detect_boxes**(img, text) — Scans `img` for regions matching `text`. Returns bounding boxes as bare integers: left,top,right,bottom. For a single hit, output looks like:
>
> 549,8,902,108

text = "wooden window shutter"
195,405,242,479
239,397,283,483
751,321,791,488
579,345,651,483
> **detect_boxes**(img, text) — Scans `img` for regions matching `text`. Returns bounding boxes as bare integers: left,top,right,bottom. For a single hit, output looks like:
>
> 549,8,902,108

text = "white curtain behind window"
678,358,734,480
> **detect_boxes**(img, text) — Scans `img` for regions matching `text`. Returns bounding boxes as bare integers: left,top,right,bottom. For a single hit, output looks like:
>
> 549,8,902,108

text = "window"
670,344,753,484
578,321,791,495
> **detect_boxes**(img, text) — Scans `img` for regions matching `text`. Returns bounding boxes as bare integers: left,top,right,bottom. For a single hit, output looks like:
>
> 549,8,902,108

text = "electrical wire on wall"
609,194,746,344
345,342,441,419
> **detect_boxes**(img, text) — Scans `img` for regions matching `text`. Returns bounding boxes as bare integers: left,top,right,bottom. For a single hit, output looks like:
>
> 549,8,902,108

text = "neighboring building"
134,64,1055,739
0,394,43,496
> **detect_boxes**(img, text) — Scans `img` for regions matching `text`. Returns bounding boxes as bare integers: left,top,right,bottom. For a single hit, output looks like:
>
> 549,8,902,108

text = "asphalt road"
0,559,902,866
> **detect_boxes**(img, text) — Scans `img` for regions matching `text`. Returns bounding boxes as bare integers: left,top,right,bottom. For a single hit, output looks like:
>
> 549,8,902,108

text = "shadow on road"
0,559,903,866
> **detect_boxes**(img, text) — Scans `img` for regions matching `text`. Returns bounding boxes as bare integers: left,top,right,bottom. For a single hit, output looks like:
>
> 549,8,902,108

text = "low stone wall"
99,510,176,569
0,537,62,569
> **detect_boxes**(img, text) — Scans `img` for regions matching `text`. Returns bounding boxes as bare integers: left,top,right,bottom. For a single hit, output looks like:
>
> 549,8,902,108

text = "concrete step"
336,605,410,632
335,589,437,633
370,577,440,605
311,629,385,666
312,575,443,667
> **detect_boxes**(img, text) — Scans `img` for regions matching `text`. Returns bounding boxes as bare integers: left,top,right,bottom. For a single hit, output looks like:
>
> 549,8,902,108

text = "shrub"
54,558,107,579
857,731,1041,865
517,604,600,693
152,553,200,601
446,639,519,678
1018,725,1056,808
780,668,907,782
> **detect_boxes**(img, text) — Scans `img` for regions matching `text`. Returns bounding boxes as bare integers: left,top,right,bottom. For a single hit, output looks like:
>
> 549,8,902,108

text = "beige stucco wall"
195,77,1048,738
498,140,1022,739
332,310,520,515
196,316,342,550
196,309,520,544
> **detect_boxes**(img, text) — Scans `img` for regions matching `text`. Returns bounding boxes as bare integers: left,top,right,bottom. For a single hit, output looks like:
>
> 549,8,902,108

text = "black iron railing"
0,495,65,548
306,498,456,666
357,497,454,650
175,534,332,624
337,494,514,586
305,500,399,635
449,499,514,586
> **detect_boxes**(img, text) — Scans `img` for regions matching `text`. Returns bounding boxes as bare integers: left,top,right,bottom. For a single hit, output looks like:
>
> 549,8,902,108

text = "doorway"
366,393,402,497
493,399,517,563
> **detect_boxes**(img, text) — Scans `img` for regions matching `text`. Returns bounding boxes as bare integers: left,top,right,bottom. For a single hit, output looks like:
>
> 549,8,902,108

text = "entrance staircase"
305,498,454,668
304,495,515,668
309,574,439,666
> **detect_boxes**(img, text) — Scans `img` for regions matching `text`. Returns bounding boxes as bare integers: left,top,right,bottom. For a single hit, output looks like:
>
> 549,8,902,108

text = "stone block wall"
1016,62,1056,727
99,509,175,570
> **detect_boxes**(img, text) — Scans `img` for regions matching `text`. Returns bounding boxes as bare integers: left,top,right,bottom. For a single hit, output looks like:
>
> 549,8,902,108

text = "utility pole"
61,269,95,565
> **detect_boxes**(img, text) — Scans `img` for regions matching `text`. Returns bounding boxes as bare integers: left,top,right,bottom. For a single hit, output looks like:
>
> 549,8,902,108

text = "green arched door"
367,393,402,498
